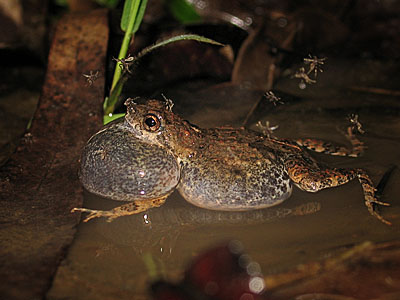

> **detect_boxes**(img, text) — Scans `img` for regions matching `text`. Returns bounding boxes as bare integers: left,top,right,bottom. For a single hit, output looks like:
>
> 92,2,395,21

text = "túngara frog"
72,99,391,225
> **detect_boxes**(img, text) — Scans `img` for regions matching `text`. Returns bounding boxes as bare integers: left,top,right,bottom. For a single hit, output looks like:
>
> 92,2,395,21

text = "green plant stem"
111,35,133,92
111,0,141,91
104,34,224,121
104,70,128,117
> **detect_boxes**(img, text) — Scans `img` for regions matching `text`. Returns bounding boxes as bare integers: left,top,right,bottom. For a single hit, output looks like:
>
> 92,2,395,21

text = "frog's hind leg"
296,127,365,157
71,195,168,223
286,160,391,225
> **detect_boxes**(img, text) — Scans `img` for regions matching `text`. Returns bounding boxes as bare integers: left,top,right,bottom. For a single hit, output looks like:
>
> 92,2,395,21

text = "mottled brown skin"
73,99,390,224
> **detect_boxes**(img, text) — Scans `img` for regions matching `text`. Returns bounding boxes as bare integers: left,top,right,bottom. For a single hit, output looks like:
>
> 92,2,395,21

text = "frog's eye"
143,114,161,131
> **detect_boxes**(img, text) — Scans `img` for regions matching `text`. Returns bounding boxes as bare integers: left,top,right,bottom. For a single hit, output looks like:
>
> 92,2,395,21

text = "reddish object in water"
151,241,268,300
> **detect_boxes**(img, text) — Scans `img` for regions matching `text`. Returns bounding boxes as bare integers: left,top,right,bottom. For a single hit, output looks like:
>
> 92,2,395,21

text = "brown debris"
232,11,297,91
234,11,296,126
266,241,400,300
0,9,108,299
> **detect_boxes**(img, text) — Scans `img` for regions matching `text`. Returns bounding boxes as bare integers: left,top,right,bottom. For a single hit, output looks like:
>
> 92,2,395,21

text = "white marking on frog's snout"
138,170,145,177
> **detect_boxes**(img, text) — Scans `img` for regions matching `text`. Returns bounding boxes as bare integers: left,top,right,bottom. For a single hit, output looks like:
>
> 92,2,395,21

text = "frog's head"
124,98,201,156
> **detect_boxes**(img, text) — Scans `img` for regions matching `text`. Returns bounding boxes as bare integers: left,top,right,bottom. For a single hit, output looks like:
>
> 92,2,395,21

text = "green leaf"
103,113,125,125
121,0,138,32
132,0,148,33
121,0,148,33
112,0,148,92
167,0,201,24
103,96,110,112
136,34,224,59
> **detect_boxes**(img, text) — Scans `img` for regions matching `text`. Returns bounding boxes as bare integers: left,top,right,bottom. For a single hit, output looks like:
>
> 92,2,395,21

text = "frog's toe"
71,207,84,213
371,199,390,206
105,214,120,223
365,200,392,226
83,210,110,222
365,194,390,207
70,207,94,216
71,207,114,222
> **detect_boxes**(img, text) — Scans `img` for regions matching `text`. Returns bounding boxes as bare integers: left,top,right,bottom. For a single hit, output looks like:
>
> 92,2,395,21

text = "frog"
72,98,391,225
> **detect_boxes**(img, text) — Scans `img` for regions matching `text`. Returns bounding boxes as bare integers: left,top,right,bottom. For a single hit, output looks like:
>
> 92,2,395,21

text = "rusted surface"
0,9,108,299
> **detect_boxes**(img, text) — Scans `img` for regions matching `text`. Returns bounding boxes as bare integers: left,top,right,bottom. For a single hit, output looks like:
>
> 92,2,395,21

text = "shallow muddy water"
48,58,400,299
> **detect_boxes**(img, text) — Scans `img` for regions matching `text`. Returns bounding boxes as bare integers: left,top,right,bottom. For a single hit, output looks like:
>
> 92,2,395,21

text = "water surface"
48,58,400,299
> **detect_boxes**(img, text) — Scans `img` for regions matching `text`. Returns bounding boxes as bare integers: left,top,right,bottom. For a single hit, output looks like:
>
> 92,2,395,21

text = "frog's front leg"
71,194,168,223
296,127,365,157
285,160,391,225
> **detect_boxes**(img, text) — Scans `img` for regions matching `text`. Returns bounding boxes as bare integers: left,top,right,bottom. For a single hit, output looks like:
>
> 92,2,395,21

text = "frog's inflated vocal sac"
73,98,391,224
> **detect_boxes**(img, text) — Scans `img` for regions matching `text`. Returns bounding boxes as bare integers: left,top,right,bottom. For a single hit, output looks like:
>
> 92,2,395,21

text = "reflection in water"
95,200,321,256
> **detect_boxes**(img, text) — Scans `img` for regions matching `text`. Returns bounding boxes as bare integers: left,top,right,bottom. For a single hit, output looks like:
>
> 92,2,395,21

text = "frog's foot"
295,126,366,158
356,169,391,225
364,199,391,226
71,196,167,223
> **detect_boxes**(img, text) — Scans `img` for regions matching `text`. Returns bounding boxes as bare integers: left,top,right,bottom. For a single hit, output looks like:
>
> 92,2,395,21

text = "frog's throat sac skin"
79,120,180,202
